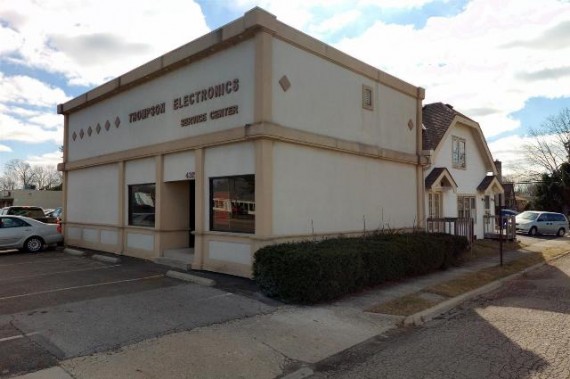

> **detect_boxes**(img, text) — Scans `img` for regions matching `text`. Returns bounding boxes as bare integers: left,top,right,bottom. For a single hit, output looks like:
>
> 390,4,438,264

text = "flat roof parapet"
58,7,421,115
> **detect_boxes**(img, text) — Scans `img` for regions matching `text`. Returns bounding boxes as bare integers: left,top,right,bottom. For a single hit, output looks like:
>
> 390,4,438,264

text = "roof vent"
445,103,454,109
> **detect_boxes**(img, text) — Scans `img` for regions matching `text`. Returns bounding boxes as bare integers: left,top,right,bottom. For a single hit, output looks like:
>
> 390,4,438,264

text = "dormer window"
452,136,466,169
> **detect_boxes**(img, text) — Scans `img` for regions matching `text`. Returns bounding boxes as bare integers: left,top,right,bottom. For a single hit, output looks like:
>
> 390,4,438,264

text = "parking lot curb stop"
166,270,216,286
63,248,86,257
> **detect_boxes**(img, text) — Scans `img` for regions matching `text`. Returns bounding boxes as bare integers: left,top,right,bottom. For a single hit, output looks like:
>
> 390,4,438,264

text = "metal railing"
483,214,516,240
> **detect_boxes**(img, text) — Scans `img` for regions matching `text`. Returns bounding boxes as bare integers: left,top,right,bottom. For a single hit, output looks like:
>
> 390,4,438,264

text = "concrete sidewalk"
16,237,570,379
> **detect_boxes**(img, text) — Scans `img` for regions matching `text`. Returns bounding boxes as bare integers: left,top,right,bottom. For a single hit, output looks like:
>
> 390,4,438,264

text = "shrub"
253,232,469,304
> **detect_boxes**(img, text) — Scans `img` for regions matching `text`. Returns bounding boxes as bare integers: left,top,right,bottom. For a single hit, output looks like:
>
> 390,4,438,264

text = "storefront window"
210,175,255,233
129,184,156,227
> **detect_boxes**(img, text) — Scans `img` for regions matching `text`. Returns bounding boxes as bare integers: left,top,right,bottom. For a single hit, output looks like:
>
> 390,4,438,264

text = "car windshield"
517,211,539,221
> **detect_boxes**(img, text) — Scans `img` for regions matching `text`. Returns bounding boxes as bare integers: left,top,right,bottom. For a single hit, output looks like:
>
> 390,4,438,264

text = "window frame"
457,195,477,223
452,136,466,169
209,174,255,234
128,183,156,228
362,84,374,111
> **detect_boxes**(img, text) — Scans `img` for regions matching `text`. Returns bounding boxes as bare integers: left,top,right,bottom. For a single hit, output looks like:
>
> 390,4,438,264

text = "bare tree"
523,107,570,175
32,165,61,190
0,175,17,190
4,159,35,189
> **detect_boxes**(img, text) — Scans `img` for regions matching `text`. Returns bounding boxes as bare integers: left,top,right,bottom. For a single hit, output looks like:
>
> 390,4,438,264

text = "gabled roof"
422,102,476,151
425,167,458,191
422,102,499,176
477,175,504,193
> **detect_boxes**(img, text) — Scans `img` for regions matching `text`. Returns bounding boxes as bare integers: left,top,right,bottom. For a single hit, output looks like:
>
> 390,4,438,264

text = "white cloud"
26,150,63,166
0,73,69,107
332,0,570,140
0,0,209,86
0,113,62,145
0,144,12,152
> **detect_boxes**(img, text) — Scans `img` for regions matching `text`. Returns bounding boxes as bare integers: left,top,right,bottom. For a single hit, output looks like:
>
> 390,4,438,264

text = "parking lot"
0,249,276,378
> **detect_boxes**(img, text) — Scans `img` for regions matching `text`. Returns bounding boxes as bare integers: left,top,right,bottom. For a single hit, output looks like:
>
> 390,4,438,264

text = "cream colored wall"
67,164,119,224
9,190,62,209
164,151,195,182
272,142,417,236
67,40,255,162
271,39,417,155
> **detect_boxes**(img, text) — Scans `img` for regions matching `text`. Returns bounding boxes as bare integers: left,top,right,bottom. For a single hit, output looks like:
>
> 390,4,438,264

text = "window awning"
477,175,504,194
425,167,458,191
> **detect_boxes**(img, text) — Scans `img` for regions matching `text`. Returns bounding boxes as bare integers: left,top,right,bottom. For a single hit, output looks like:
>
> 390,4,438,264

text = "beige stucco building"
57,8,426,278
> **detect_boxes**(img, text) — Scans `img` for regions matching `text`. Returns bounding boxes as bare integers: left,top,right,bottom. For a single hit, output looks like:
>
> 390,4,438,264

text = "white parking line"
0,257,94,268
0,274,165,302
0,331,40,343
0,265,121,282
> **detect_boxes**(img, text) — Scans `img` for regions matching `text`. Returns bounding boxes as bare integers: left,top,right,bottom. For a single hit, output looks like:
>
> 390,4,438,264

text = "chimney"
494,160,502,182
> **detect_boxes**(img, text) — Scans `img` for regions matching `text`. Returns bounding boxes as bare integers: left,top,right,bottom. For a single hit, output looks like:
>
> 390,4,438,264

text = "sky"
0,0,569,178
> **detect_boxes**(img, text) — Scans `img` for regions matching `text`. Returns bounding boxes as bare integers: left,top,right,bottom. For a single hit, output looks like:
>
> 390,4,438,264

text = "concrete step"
154,248,194,270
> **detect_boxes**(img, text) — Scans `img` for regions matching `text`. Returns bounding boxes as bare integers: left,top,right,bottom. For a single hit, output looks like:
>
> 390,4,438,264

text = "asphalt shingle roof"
422,102,476,151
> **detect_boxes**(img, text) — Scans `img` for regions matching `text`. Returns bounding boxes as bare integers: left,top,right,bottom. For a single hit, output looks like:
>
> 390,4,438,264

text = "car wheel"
24,237,44,253
528,227,538,236
557,228,566,237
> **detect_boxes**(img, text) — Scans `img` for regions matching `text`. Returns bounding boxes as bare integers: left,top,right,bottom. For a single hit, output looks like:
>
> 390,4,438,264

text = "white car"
515,211,569,237
0,215,63,253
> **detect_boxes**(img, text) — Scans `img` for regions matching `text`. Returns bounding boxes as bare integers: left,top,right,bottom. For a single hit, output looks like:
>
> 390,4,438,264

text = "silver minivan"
515,211,569,237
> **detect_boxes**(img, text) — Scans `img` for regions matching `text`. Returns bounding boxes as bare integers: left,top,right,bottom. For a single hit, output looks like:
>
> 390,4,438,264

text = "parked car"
500,209,518,217
515,211,569,237
0,215,63,252
0,206,57,224
46,207,62,220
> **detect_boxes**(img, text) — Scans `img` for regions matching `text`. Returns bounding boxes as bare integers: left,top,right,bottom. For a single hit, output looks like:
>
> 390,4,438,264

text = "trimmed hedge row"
253,232,469,304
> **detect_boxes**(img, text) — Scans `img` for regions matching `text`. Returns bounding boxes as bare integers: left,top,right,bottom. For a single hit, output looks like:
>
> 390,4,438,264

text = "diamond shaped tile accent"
105,120,111,131
279,75,291,92
79,129,85,139
87,126,93,136
72,131,77,141
408,119,414,130
115,116,121,128
96,123,101,134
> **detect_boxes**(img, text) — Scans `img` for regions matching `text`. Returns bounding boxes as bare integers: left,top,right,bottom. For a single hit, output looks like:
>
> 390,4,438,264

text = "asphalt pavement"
4,235,570,379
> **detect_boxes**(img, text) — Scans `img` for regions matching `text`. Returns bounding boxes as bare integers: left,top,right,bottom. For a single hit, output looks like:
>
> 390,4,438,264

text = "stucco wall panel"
125,158,156,185
127,232,154,251
208,241,251,265
272,143,417,235
67,164,119,225
164,151,196,182
67,40,255,162
271,39,417,155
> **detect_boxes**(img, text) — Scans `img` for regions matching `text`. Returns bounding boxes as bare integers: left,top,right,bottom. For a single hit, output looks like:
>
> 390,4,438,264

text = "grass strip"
366,294,442,316
368,248,570,316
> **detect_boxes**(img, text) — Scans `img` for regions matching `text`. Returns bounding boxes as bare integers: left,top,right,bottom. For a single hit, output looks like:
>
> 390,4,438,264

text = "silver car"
0,215,63,253
515,211,569,237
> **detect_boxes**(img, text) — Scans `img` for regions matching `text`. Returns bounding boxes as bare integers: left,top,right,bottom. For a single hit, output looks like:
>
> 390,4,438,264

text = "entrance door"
188,180,196,248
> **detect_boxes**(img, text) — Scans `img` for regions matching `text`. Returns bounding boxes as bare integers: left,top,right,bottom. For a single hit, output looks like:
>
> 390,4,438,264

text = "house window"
452,136,466,169
428,193,442,219
362,85,373,110
458,196,476,223
128,184,156,227
210,175,255,234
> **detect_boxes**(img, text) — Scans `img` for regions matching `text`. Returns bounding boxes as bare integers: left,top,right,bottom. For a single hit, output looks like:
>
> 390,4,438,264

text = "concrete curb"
403,261,549,326
92,254,121,264
63,248,86,257
166,270,216,286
